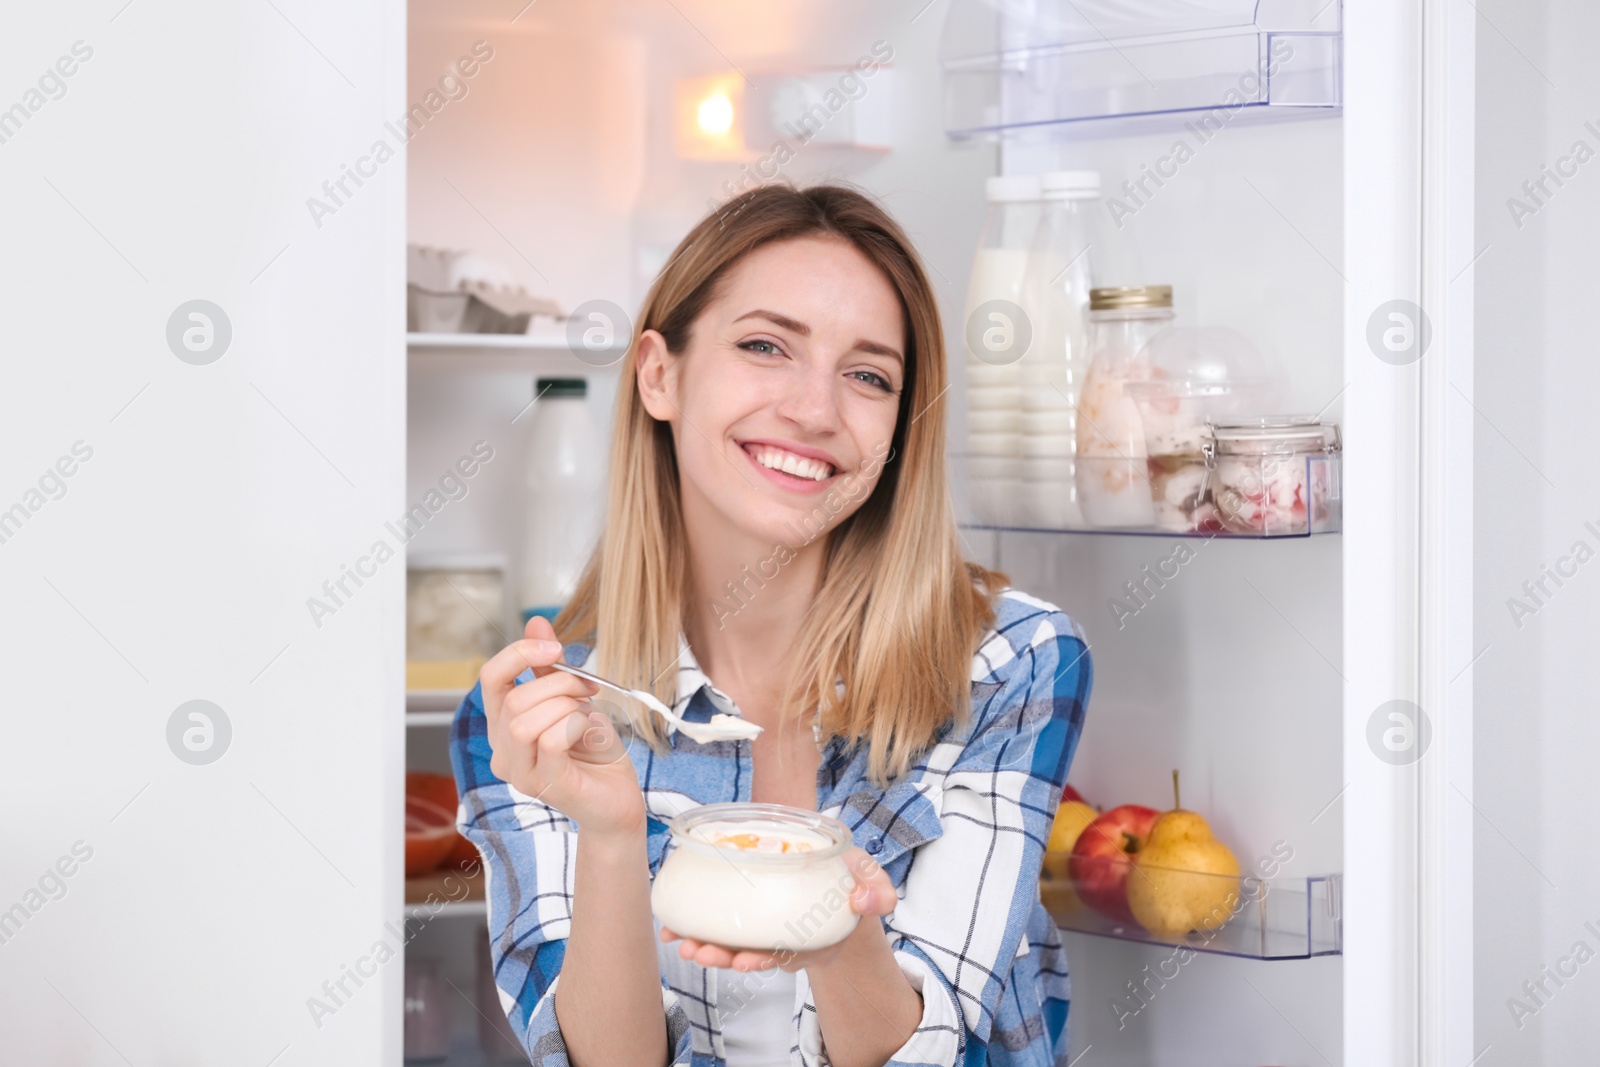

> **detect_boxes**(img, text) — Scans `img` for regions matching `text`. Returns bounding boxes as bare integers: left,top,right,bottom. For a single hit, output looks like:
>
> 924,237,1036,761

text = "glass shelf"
963,520,1335,539
407,689,468,728
941,0,1342,139
1040,855,1342,959
408,688,468,712
952,450,1342,538
407,330,628,374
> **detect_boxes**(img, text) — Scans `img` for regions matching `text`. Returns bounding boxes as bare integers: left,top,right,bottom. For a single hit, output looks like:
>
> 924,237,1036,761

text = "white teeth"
751,446,832,481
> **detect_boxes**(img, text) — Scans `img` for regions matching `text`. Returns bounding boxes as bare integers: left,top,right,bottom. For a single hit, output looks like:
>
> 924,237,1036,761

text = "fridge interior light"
674,73,752,161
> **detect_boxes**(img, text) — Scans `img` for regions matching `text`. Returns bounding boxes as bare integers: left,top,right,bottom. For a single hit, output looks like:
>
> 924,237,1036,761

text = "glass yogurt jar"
650,803,861,953
1205,416,1343,535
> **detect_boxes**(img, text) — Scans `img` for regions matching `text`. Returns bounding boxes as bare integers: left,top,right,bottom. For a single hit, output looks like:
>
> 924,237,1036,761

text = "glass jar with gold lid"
1074,285,1176,528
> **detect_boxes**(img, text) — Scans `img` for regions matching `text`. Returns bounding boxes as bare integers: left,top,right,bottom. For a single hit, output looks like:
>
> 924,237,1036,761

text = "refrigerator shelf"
407,330,629,374
955,449,1343,538
940,0,1342,139
408,688,468,728
1040,857,1342,960
960,521,1338,539
408,688,468,711
404,865,487,920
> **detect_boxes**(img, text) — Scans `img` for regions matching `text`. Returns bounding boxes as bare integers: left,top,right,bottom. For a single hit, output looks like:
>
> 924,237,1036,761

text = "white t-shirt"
718,966,796,1066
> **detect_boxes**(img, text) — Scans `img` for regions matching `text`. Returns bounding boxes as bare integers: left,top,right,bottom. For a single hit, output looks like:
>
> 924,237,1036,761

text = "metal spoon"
549,660,764,744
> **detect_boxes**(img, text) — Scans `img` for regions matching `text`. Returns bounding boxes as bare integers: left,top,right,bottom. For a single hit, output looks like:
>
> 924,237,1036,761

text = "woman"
450,183,1091,1067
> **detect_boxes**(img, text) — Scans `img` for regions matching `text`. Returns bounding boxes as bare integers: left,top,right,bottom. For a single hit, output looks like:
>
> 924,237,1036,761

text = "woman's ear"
635,328,679,422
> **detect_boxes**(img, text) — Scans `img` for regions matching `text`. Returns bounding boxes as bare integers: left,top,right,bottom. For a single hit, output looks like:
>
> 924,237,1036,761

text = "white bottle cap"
985,175,1042,203
1041,170,1101,199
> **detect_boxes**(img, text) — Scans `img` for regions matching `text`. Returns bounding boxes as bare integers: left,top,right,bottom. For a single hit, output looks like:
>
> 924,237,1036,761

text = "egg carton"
406,244,564,334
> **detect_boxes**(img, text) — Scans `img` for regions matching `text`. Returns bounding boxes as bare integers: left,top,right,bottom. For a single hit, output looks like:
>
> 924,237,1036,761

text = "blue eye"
849,370,894,393
738,339,782,356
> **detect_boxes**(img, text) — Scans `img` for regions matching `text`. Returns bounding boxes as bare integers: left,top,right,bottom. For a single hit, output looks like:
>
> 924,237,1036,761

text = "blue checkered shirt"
450,588,1092,1066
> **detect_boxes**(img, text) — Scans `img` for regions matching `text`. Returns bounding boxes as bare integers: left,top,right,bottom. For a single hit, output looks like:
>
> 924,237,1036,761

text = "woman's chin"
715,504,830,555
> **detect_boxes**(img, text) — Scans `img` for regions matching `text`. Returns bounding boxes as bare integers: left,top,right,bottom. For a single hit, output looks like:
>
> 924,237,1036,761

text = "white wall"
1474,1,1600,1061
0,3,405,1064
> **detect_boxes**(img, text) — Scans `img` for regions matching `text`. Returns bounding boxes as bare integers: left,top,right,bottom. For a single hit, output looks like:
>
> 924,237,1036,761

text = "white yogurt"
651,803,861,953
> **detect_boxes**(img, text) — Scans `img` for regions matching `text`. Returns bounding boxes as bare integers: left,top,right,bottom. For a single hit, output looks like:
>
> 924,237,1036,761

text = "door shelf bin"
940,0,1342,138
1040,857,1342,960
954,450,1342,538
961,520,1338,539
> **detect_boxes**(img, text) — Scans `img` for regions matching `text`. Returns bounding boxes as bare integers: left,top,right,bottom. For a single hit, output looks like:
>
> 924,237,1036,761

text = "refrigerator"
14,0,1599,1064
397,2,1440,1063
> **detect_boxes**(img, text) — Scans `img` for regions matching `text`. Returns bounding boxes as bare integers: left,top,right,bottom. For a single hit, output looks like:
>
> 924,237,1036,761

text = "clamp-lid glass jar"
650,802,860,953
1204,416,1342,536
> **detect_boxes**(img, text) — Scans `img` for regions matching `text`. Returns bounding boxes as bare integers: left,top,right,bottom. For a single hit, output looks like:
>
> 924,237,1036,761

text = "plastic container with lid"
1124,327,1286,532
522,377,604,621
1074,285,1176,528
1204,416,1343,536
650,802,861,952
406,553,507,690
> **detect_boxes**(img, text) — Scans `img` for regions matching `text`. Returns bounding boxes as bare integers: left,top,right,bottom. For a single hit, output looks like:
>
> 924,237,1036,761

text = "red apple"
1061,784,1086,804
1068,804,1160,924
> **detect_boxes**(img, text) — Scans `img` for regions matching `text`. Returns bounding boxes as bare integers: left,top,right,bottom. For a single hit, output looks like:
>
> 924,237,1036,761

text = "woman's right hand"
480,615,647,841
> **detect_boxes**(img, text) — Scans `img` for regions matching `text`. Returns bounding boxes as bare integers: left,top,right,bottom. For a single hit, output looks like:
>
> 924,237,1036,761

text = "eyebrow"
732,308,904,364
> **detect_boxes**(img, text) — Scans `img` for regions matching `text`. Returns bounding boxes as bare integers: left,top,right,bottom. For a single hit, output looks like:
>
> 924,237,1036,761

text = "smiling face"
636,235,906,553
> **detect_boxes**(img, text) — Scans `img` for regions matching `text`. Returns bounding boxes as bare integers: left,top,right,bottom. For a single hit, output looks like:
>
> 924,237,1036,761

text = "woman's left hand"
658,846,896,972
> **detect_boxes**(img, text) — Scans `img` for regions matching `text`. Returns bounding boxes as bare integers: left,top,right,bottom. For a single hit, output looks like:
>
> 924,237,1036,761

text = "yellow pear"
1047,801,1098,854
1040,800,1098,916
1127,772,1241,938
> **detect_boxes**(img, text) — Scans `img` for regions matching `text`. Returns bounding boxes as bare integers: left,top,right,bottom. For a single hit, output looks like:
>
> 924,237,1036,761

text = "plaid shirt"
450,588,1092,1067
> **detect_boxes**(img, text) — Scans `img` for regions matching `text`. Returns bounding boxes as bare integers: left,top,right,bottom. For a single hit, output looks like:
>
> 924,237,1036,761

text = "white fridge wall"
405,17,647,315
1474,0,1600,1062
1000,117,1346,412
989,119,1344,1064
975,532,1344,1062
0,3,405,1065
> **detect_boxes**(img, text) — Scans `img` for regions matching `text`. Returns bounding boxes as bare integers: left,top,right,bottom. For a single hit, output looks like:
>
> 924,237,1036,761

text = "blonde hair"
555,183,1005,787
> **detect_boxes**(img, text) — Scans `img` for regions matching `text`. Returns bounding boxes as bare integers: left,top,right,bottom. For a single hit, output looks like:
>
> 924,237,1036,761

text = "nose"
772,357,843,435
